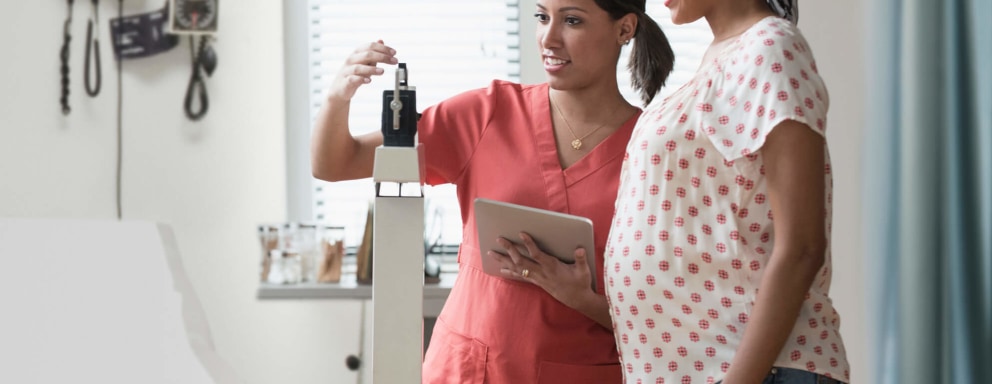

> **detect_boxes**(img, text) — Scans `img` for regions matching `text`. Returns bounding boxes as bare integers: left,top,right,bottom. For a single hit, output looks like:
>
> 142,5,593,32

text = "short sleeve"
703,21,829,161
417,81,501,185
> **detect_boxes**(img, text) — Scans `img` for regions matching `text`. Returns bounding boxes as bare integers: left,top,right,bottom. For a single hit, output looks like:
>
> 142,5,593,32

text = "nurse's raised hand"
327,40,399,103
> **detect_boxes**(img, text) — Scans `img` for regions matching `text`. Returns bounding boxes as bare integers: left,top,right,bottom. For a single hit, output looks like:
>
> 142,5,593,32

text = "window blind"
308,0,521,246
305,1,712,248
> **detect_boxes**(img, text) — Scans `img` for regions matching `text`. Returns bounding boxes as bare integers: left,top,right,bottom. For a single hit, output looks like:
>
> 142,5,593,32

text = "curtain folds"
865,0,992,383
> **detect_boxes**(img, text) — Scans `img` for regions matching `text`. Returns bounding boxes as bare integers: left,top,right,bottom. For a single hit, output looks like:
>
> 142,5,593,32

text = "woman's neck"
705,1,777,42
549,86,632,123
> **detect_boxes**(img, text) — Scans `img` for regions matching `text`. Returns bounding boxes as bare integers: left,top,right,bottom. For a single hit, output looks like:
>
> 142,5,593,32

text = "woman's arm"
311,41,397,182
721,119,828,384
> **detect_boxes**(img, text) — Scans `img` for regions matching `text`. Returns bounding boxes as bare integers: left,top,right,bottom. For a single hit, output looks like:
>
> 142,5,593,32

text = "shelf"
256,272,456,300
255,248,461,319
256,272,457,317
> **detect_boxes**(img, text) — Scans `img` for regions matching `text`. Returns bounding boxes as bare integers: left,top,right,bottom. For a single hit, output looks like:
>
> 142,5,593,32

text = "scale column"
370,63,425,384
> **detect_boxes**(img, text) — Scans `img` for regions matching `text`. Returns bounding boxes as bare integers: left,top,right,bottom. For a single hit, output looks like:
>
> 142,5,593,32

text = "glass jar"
257,224,280,282
278,222,298,250
269,249,302,284
297,223,319,283
317,225,346,283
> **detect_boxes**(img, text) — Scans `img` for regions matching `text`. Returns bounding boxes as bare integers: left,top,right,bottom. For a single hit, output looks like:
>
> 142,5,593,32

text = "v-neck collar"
529,83,640,213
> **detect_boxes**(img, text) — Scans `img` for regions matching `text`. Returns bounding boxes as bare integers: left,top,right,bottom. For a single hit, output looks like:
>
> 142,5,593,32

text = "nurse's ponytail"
628,12,674,106
595,0,675,106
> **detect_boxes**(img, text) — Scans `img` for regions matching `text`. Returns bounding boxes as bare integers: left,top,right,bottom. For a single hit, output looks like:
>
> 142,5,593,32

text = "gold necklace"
550,94,621,150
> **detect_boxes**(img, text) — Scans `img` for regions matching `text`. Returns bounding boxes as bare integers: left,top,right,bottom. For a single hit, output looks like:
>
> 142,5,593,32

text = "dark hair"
594,0,675,106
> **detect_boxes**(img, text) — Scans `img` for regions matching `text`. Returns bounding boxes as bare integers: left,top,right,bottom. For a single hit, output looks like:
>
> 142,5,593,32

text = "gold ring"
521,269,530,278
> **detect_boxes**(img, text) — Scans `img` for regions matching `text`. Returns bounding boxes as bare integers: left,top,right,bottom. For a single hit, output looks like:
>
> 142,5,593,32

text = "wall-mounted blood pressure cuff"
109,4,178,59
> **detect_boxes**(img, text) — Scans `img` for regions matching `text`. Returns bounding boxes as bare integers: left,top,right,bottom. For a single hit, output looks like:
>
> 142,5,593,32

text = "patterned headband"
765,0,798,24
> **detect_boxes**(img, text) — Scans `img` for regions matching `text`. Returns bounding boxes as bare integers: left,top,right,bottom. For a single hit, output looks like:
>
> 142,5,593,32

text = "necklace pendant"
571,139,583,150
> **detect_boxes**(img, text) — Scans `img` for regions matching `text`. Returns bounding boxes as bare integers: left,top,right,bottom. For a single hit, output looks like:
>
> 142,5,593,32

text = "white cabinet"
257,273,455,384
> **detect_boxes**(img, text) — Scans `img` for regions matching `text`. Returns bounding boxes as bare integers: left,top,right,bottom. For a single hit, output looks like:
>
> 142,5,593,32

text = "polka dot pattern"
605,17,850,383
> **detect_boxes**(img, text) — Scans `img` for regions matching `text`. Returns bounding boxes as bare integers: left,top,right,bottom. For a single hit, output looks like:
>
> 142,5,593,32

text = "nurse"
310,1,674,383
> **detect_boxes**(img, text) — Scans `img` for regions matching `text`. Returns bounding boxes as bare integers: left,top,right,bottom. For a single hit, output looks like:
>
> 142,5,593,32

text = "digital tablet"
474,198,597,290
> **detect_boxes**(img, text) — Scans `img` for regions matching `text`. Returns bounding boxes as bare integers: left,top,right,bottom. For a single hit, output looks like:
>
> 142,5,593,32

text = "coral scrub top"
418,80,639,384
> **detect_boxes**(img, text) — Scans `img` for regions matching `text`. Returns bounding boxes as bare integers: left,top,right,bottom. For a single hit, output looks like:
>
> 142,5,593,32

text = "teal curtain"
865,0,992,383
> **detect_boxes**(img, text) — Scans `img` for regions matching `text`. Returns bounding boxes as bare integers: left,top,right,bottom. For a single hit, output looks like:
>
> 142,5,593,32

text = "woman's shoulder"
713,16,821,88
734,16,816,64
445,80,546,106
488,79,548,100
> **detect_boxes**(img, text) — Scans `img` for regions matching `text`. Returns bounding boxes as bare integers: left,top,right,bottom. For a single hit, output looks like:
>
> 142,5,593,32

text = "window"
288,1,712,248
302,0,521,247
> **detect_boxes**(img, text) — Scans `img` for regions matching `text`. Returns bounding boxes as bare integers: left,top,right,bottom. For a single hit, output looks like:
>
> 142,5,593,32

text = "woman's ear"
617,12,638,45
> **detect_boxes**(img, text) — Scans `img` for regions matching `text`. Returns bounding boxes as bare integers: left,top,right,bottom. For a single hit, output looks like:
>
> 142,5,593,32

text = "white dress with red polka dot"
604,17,850,384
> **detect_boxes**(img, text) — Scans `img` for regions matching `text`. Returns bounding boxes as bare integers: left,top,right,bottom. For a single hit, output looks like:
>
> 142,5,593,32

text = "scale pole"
369,63,425,384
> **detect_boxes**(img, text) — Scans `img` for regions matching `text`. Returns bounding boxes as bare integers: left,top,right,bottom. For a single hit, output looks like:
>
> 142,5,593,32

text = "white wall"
0,2,362,383
800,2,868,383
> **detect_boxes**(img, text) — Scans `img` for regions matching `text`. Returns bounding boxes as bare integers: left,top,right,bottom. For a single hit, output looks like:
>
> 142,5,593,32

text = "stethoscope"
60,0,102,115
59,0,73,114
84,0,102,97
